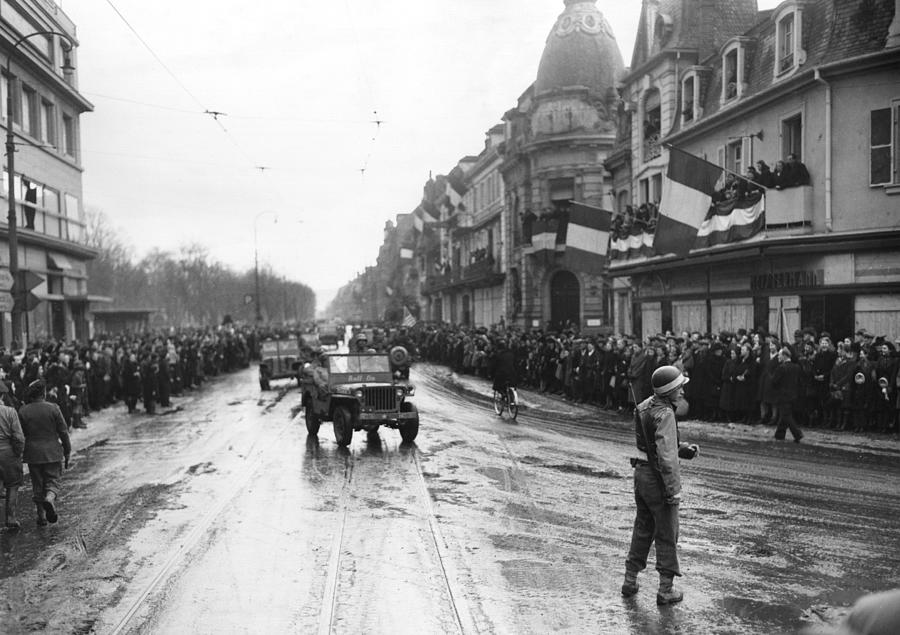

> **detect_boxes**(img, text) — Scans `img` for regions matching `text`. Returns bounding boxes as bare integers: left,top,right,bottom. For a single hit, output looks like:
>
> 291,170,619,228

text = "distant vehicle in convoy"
258,338,302,390
299,352,419,446
316,319,344,347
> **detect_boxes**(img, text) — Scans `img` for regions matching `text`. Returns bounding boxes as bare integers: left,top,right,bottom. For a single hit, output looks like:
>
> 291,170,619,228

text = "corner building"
607,0,900,341
501,0,624,331
1,1,98,344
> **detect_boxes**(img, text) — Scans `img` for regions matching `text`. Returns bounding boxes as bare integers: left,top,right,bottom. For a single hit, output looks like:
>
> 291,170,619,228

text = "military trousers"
625,463,680,577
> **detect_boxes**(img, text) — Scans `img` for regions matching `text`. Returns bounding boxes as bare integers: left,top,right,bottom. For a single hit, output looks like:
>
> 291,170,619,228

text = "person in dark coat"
700,343,726,421
157,349,172,409
771,347,804,442
490,340,518,394
719,347,738,422
122,352,142,414
811,337,838,427
141,353,159,414
732,343,758,424
19,380,71,525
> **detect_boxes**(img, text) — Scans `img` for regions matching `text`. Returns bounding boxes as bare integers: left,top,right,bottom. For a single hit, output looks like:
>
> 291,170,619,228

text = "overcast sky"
61,0,780,310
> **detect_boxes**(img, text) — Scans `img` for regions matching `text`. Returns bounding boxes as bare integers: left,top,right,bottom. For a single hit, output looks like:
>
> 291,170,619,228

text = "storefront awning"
48,253,73,270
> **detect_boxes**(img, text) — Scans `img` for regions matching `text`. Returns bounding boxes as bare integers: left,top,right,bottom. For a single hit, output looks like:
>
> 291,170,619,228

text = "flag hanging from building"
655,146,766,256
562,202,611,273
413,205,438,233
610,223,655,260
402,305,417,328
530,217,558,253
694,190,765,249
655,146,725,257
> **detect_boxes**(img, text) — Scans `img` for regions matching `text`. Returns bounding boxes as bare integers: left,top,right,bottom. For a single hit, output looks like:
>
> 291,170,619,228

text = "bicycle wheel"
507,387,519,420
492,390,505,416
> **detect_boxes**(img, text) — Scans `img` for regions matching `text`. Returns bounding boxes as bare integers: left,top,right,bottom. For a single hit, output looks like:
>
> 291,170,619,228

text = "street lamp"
253,211,278,323
6,30,74,348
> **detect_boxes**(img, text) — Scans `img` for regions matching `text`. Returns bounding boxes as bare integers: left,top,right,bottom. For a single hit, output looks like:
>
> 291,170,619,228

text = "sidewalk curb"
419,363,900,456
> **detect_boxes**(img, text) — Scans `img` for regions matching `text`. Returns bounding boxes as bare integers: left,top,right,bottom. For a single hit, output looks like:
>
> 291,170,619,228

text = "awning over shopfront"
48,252,73,270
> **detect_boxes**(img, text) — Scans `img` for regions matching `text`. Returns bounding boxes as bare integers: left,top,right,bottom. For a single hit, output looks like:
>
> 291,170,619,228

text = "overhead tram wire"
341,0,383,177
103,0,262,170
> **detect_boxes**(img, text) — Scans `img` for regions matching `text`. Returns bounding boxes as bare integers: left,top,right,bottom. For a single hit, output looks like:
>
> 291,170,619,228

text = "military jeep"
299,352,419,446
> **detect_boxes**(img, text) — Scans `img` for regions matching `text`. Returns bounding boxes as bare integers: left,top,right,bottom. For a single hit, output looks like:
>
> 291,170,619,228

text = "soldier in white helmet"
621,365,700,605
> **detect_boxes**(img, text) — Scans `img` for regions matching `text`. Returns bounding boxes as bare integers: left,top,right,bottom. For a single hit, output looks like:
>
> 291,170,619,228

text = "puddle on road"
186,462,217,475
476,466,521,492
720,596,802,625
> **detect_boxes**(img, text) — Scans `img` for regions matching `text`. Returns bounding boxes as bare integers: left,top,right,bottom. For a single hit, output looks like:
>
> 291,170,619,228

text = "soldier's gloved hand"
678,443,700,459
665,493,682,506
64,455,70,470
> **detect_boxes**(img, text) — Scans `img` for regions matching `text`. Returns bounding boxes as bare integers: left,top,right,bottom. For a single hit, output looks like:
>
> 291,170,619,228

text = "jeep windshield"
328,355,391,374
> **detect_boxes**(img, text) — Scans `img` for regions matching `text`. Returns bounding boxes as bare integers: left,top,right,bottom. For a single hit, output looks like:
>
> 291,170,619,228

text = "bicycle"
492,384,519,420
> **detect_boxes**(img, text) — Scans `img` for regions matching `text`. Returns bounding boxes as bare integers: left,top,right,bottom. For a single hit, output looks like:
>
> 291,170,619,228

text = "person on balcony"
785,153,811,186
755,160,775,188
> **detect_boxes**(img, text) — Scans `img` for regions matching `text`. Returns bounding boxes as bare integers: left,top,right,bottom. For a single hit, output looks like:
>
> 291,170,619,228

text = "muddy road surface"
0,364,897,634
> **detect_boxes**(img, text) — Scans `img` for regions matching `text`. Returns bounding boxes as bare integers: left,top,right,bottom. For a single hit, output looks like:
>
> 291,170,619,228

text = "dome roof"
535,0,624,95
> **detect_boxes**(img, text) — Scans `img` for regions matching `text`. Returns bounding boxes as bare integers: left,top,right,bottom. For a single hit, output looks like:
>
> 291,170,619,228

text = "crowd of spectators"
408,322,900,435
0,325,262,428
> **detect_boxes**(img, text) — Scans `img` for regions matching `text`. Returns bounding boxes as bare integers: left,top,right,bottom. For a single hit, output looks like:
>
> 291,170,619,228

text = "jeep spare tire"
333,405,354,447
389,346,409,367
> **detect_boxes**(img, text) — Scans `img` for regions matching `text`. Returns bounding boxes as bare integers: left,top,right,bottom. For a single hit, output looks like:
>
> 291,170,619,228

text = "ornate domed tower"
502,0,624,332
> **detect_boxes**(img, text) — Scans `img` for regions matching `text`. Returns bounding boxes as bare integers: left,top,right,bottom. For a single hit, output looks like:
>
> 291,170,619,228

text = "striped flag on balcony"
695,191,765,249
563,202,611,273
413,205,437,233
611,224,654,260
655,146,722,257
656,146,764,256
530,217,557,252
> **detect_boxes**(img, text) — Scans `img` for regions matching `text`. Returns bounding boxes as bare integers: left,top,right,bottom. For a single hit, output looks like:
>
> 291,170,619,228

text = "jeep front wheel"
399,402,419,443
333,405,354,447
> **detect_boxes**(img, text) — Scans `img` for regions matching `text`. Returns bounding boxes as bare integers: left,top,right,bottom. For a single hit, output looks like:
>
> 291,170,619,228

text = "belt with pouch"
629,449,650,468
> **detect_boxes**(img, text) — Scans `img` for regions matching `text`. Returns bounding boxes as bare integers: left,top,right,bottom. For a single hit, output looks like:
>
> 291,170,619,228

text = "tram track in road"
309,426,474,635
108,386,297,635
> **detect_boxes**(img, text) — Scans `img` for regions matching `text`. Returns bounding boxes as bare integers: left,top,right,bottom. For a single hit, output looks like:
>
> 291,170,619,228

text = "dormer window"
773,3,807,79
720,38,751,105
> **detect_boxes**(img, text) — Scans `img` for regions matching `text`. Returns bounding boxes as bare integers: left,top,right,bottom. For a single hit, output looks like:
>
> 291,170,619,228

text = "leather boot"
36,503,47,527
621,570,639,597
42,491,58,524
656,573,684,605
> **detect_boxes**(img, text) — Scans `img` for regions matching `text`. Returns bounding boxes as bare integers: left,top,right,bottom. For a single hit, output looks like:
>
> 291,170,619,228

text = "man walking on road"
622,365,699,605
19,380,71,526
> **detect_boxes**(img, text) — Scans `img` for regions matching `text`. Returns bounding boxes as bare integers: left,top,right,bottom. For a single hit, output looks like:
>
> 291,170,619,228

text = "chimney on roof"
887,0,900,48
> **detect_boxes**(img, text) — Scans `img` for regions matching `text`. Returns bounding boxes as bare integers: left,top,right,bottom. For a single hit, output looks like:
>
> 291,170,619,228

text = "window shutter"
742,137,753,169
717,146,726,168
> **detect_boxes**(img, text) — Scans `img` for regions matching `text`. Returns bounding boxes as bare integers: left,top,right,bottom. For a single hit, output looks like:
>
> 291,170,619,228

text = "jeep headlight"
354,389,364,399
395,387,405,399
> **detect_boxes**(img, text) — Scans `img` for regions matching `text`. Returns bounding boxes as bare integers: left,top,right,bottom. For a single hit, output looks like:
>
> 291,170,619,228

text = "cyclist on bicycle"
490,339,518,394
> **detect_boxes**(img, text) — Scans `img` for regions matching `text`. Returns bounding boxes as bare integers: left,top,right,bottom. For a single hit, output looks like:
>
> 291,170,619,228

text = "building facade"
607,0,900,341
1,0,98,345
500,0,624,332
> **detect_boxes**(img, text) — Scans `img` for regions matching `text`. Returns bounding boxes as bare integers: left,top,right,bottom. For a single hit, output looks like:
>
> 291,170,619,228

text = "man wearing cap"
19,380,70,526
622,365,699,605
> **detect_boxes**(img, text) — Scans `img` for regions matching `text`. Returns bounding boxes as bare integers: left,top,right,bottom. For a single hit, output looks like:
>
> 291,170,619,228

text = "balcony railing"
642,133,662,161
765,185,813,230
462,257,502,284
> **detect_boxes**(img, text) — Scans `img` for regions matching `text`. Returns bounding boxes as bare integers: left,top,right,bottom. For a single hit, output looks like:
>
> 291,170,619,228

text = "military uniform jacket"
20,400,71,464
634,395,682,499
